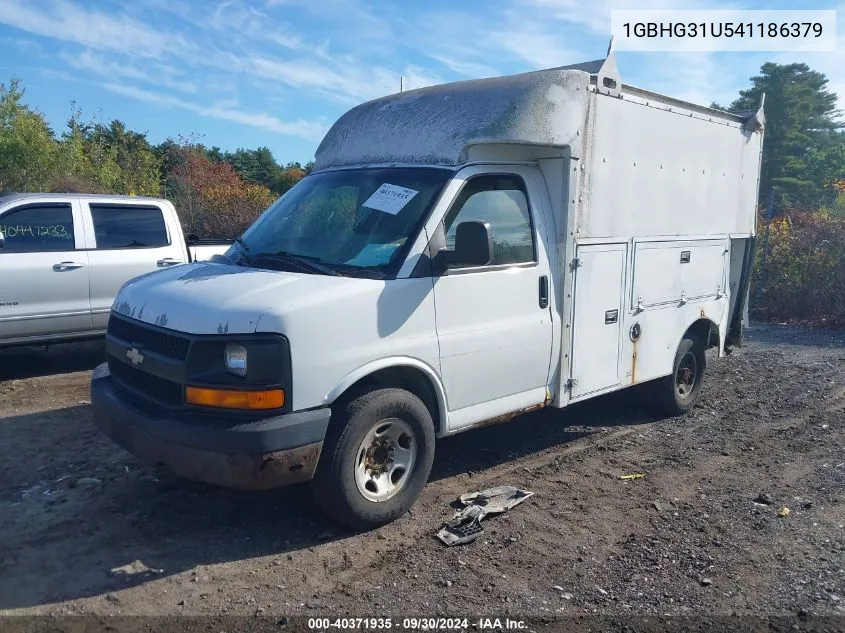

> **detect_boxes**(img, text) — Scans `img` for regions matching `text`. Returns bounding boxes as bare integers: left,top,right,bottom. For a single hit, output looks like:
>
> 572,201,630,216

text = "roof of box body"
313,63,597,172
313,50,758,172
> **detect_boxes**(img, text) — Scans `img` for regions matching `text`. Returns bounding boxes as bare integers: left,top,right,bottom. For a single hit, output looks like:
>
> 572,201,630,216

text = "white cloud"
427,54,499,79
1,36,44,57
61,50,198,94
655,52,726,106
246,56,440,104
4,0,843,147
771,4,845,116
487,26,579,69
525,0,713,35
0,0,193,59
101,82,329,141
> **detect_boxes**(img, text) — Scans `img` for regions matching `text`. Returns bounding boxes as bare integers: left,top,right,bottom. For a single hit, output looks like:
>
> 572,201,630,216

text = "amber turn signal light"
185,386,284,410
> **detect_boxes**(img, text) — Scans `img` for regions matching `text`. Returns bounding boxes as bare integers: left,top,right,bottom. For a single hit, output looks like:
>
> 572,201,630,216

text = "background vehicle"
91,46,764,528
0,193,231,347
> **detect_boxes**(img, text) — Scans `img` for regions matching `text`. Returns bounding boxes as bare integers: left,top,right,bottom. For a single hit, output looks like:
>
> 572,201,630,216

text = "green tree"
223,146,283,193
0,79,58,192
52,104,118,193
276,160,307,194
1,77,311,201
719,63,844,203
206,145,224,163
89,119,161,196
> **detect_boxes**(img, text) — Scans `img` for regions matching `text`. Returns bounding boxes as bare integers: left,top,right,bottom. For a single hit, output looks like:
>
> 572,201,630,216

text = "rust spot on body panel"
474,402,547,429
94,407,322,490
631,339,638,384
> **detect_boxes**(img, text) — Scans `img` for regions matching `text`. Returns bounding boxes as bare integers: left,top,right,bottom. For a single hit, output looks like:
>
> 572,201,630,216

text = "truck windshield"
228,167,453,278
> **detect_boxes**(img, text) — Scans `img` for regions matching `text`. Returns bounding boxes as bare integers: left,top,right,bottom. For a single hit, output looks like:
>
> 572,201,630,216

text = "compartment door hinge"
565,378,577,392
569,257,582,272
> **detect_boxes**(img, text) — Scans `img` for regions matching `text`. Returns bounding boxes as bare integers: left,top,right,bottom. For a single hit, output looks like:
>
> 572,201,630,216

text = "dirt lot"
1,325,844,625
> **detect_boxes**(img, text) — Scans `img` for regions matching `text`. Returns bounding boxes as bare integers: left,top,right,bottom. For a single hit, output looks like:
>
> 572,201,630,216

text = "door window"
0,204,75,253
443,175,535,266
90,204,170,249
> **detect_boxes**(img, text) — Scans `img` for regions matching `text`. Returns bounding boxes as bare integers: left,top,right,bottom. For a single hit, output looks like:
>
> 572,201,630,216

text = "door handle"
157,258,183,267
539,275,549,309
53,261,84,271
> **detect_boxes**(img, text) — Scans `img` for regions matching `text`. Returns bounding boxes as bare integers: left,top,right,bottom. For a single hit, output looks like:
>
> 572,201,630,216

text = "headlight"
224,343,248,377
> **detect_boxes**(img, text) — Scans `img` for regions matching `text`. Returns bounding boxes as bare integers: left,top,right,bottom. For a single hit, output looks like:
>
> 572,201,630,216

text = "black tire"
310,388,435,529
655,335,706,416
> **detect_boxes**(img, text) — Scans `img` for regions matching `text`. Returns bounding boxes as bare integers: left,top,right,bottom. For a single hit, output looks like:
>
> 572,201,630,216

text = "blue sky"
1,0,843,165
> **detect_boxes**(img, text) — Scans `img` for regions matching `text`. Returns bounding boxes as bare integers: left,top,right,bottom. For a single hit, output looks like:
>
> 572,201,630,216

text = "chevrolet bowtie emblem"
126,347,145,366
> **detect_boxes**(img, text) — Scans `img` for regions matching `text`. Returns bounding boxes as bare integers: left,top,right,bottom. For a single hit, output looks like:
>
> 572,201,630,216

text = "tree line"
715,63,845,327
0,79,310,237
1,61,844,240
715,62,844,214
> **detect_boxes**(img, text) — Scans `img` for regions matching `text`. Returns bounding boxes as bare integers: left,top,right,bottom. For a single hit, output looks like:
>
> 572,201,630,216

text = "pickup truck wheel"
311,388,435,529
655,335,706,416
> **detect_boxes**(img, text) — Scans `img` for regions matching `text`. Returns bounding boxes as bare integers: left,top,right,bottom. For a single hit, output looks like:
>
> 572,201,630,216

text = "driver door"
430,168,554,429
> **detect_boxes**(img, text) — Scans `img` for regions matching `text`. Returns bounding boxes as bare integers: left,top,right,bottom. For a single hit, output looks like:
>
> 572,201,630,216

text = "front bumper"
90,363,330,490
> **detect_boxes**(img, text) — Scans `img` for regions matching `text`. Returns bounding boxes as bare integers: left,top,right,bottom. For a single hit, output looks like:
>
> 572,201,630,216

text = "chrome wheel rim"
676,351,698,400
354,418,416,503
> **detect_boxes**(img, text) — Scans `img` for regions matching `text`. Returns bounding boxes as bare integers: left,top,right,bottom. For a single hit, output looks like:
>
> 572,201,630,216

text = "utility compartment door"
570,243,627,398
631,239,727,308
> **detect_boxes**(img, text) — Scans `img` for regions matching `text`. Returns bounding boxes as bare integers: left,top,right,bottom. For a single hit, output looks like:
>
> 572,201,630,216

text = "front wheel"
654,335,707,416
310,388,435,529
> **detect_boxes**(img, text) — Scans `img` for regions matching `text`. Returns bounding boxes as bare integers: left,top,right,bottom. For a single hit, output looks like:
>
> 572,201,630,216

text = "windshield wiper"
248,251,340,276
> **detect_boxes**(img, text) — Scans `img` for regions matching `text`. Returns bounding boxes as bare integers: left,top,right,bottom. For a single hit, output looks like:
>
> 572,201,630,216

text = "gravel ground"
0,324,843,629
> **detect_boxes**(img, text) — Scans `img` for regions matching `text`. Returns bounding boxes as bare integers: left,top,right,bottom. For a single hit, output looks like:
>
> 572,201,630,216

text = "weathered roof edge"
313,40,763,171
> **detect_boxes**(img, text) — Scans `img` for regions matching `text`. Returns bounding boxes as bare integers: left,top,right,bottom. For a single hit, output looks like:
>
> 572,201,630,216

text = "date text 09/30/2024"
307,617,528,630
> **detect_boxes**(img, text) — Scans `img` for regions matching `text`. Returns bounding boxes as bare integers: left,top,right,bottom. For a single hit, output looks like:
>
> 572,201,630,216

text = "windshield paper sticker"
362,183,418,215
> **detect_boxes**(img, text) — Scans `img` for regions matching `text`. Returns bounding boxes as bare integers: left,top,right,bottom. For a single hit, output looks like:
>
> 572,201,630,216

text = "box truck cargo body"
91,47,764,527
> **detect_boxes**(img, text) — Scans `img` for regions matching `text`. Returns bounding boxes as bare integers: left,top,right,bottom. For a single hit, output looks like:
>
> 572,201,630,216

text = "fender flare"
323,356,450,436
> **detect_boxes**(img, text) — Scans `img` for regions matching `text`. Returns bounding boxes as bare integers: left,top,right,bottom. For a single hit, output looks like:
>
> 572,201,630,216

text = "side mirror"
446,220,493,267
185,233,200,246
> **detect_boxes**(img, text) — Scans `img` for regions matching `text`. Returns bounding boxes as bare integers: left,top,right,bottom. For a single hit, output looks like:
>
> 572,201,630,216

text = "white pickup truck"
0,193,231,347
91,47,764,529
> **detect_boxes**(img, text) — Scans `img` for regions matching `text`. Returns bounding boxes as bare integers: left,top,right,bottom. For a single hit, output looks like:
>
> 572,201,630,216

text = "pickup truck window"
232,167,452,278
443,175,535,266
90,204,170,249
0,203,75,253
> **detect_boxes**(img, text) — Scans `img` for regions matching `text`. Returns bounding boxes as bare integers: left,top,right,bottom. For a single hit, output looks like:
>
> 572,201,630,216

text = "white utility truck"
0,193,231,347
91,48,764,528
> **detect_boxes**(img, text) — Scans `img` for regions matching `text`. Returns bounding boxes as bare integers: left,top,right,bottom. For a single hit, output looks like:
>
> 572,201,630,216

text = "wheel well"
333,367,442,434
685,318,720,349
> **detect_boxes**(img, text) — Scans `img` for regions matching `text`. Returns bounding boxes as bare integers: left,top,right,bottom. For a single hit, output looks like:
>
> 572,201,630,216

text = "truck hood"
113,262,377,334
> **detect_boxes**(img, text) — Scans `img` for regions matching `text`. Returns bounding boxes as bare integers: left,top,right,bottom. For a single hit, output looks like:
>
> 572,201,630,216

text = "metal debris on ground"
620,473,646,480
754,492,775,505
436,486,533,546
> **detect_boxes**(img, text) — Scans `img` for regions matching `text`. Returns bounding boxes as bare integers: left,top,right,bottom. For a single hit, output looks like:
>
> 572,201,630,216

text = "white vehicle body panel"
81,198,189,331
99,50,764,437
115,262,442,416
0,193,232,347
0,197,91,340
423,165,555,427
569,242,627,399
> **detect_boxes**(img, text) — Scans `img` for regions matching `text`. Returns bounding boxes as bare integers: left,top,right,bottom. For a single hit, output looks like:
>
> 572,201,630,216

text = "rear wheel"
655,335,706,416
311,388,435,529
